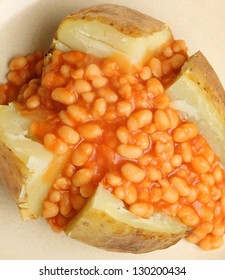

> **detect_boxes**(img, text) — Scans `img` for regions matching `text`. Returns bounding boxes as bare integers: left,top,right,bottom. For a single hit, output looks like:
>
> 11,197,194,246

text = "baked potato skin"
66,206,186,254
63,4,166,37
0,141,29,202
182,51,225,121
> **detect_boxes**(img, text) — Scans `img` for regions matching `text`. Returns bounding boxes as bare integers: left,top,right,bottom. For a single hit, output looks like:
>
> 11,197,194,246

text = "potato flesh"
0,104,69,219
166,52,225,167
65,186,188,253
55,18,172,67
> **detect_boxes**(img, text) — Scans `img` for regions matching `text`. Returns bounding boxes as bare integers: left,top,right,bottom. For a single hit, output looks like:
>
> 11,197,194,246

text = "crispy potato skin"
66,207,186,254
0,141,29,202
64,4,166,37
181,51,225,121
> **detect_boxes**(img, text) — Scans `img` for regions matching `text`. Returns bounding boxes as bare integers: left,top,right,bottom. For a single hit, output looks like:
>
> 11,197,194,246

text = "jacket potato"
0,4,225,253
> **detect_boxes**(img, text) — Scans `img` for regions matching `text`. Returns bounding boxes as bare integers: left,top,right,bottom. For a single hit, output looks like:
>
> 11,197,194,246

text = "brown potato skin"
181,51,225,121
65,206,187,254
62,4,167,37
0,141,29,202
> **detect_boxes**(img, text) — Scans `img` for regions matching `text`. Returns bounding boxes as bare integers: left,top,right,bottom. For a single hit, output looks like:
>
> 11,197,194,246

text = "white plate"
0,0,225,260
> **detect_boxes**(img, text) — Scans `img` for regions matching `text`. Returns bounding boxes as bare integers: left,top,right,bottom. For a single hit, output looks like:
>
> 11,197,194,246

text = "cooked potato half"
0,103,70,220
166,51,225,166
53,4,173,67
65,186,188,253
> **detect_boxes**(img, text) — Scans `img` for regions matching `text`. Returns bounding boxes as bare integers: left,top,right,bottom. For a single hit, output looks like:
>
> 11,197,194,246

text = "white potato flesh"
54,19,172,67
0,103,70,219
166,52,225,167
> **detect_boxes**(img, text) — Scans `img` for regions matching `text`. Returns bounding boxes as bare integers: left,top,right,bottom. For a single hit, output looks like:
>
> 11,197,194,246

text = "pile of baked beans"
1,39,225,250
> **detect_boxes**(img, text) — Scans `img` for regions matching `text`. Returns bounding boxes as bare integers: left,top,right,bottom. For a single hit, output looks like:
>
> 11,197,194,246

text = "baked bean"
9,56,28,70
117,144,143,159
146,78,164,95
187,186,198,203
78,123,103,140
44,133,67,154
172,40,187,53
162,46,173,57
129,202,154,218
51,87,76,105
200,174,215,186
161,186,179,204
102,60,118,77
212,224,225,236
72,168,94,187
57,125,80,145
178,205,200,227
59,110,76,126
196,182,212,204
138,154,153,166
54,177,71,190
203,147,215,164
106,171,122,186
197,205,214,222
180,142,192,162
71,143,94,166
67,104,89,122
42,72,66,89
97,87,118,102
63,163,76,178
169,54,186,69
116,101,133,117
92,76,108,88
149,187,163,202
49,190,61,203
43,201,59,218
26,95,40,109
213,165,223,183
139,66,152,81
170,176,191,196
62,51,85,65
124,184,138,204
84,63,102,80
119,74,138,85
191,156,210,174
173,123,198,142
74,79,92,94
80,184,95,198
155,140,174,159
116,127,130,144
199,234,224,250
171,154,182,167
113,186,126,200
135,133,150,150
154,93,170,109
81,91,96,103
71,194,86,210
154,110,170,131
23,84,37,99
127,109,152,131
59,192,72,216
166,109,180,129
146,166,162,181
121,163,145,183
71,68,84,80
91,98,107,118
149,58,162,78
60,64,71,78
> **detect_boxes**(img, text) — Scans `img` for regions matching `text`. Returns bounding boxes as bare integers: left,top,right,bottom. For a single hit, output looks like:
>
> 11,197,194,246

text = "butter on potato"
53,4,173,67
